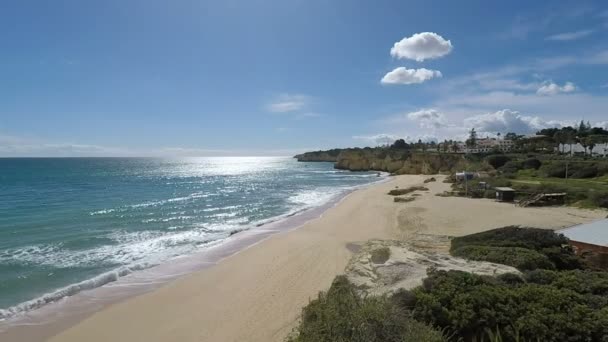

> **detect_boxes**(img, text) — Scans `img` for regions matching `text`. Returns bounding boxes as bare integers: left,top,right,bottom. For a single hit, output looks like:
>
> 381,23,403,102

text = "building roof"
495,187,515,192
559,219,608,247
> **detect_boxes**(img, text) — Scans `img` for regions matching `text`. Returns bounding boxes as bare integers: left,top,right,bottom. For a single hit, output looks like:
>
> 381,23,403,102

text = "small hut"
495,187,515,202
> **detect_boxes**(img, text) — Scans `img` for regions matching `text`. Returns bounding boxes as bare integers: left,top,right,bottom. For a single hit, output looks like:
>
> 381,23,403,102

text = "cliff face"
295,148,467,174
293,149,342,162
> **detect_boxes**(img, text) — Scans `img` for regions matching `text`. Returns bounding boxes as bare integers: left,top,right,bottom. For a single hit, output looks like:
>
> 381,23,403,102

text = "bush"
542,162,568,178
450,226,585,271
452,245,555,270
287,276,446,342
499,161,522,174
486,155,511,169
371,247,391,264
388,186,428,196
590,192,608,208
522,157,542,170
402,269,608,342
450,226,569,252
571,166,599,178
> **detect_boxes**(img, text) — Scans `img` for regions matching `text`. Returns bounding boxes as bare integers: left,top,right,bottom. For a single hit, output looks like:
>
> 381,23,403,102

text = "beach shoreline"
3,174,606,342
0,173,390,341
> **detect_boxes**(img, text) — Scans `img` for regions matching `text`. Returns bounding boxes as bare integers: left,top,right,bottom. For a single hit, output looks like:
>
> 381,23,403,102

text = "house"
495,187,515,202
559,219,608,255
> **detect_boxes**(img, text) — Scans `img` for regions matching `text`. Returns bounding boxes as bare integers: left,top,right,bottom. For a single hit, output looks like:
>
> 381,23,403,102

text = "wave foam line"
0,263,153,321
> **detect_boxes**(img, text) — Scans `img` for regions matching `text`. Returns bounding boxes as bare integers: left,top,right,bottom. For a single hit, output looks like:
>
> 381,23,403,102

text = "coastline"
0,172,390,341
4,174,606,342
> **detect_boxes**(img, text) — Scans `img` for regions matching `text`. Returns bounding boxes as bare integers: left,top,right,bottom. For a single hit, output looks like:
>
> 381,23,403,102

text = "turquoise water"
0,157,380,319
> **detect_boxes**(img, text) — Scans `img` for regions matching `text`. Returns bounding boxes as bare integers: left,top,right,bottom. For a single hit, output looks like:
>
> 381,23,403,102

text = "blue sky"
1,0,607,156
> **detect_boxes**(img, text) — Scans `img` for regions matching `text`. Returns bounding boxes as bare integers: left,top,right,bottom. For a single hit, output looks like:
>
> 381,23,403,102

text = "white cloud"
536,81,576,95
381,67,442,85
390,32,453,62
267,94,309,113
406,109,448,129
546,29,594,41
352,134,400,146
463,109,557,134
352,133,437,146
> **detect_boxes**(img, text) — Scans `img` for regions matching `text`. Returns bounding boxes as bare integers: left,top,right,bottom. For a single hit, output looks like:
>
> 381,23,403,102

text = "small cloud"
463,109,566,135
586,50,608,65
267,94,309,113
275,127,289,132
536,81,576,95
352,134,399,146
407,109,448,129
296,112,321,120
546,29,594,41
381,67,442,85
390,32,453,62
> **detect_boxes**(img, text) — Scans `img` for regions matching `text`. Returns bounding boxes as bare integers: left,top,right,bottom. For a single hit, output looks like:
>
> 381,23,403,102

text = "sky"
1,0,608,156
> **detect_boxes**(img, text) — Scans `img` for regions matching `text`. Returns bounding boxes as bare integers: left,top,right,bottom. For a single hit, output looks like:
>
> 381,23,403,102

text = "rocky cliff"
293,149,341,162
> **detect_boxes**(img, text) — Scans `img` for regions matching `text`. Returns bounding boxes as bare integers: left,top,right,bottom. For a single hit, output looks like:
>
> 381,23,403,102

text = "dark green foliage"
486,155,511,169
402,269,608,342
452,245,555,270
522,157,542,170
499,161,523,174
370,247,390,264
590,192,608,208
390,139,410,150
571,166,599,178
287,276,447,342
388,186,428,196
450,226,569,251
450,226,585,271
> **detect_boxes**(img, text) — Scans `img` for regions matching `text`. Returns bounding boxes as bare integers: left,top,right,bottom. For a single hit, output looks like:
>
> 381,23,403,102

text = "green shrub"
287,276,446,342
452,245,555,270
450,226,585,271
499,161,523,174
589,192,608,208
571,166,599,178
371,247,391,264
388,186,429,196
402,270,608,342
450,226,569,252
486,155,511,169
522,158,542,170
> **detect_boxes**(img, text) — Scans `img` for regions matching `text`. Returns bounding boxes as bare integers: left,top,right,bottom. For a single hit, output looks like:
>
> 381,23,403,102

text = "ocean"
0,157,381,320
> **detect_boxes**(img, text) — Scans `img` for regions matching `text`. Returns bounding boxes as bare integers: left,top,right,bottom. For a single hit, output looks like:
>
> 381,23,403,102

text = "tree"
552,131,568,154
466,128,477,148
390,139,409,149
451,141,459,153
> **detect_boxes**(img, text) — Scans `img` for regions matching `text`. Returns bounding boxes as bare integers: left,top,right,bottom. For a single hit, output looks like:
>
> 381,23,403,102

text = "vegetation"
401,269,608,342
450,226,584,271
370,247,391,264
289,227,608,342
287,276,447,342
388,186,429,196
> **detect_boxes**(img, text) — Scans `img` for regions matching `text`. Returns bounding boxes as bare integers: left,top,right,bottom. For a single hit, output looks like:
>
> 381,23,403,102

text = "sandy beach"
7,175,606,342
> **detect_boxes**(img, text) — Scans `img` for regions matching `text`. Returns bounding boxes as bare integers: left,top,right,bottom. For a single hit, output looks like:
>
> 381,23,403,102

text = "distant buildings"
465,138,514,154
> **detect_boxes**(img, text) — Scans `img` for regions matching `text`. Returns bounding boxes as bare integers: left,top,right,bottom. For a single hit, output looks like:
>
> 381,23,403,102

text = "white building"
465,138,514,154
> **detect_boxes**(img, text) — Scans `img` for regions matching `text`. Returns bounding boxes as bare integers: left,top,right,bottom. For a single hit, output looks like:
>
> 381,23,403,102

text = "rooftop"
495,187,515,192
559,219,608,247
